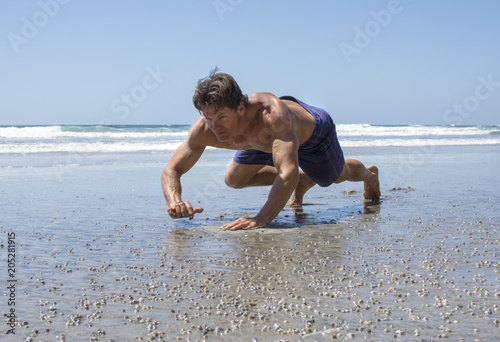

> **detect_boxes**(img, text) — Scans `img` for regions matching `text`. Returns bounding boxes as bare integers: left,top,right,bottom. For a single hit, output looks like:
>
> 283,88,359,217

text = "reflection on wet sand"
282,199,381,226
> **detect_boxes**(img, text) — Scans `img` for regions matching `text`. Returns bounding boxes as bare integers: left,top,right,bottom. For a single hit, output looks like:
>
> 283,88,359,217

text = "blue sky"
1,0,499,125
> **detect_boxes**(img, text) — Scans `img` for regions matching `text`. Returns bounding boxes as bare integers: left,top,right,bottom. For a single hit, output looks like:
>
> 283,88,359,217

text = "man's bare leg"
287,171,316,206
225,163,317,205
225,163,277,189
335,159,380,200
288,159,380,205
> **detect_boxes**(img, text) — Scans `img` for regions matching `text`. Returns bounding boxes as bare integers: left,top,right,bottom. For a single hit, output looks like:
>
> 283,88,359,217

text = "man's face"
202,105,240,142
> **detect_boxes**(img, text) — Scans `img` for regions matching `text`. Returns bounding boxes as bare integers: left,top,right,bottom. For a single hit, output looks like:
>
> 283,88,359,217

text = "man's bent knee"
225,172,247,189
225,163,275,189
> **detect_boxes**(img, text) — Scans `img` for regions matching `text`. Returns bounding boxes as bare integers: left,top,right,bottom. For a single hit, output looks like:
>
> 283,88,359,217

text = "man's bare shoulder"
186,117,219,147
248,92,281,108
249,92,314,144
255,92,293,119
248,92,289,122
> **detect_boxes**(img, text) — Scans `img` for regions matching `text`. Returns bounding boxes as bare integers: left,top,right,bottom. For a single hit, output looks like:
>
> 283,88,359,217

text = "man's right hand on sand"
168,201,203,220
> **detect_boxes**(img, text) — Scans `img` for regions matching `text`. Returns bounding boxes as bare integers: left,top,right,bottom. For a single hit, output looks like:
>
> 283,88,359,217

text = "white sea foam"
0,142,183,154
0,125,188,139
2,138,498,154
0,124,498,154
336,124,496,137
340,138,500,148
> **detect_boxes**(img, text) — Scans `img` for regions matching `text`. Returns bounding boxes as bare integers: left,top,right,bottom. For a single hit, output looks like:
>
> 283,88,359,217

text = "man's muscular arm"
222,98,300,230
161,118,207,219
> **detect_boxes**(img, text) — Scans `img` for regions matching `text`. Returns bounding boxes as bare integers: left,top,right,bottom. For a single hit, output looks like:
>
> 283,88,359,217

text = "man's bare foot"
287,174,316,206
364,165,380,200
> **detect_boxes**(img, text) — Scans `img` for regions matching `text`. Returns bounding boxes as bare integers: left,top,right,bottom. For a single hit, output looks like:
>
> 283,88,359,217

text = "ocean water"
1,124,499,157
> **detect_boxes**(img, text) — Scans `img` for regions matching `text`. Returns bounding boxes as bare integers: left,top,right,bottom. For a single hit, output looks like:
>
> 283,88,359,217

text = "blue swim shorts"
233,96,345,187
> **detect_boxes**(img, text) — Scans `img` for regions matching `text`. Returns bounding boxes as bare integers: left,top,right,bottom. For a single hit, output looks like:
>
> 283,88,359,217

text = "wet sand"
1,145,499,341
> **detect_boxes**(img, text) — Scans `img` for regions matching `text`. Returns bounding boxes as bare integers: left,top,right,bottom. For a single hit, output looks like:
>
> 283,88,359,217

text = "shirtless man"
161,70,380,230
